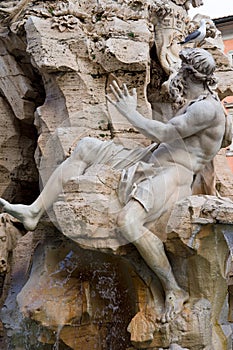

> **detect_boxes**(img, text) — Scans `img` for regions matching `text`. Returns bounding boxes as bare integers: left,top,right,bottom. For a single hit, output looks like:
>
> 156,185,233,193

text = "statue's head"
169,48,217,109
179,48,216,84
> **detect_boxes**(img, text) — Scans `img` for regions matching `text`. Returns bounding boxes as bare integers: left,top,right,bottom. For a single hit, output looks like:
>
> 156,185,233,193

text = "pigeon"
179,19,207,46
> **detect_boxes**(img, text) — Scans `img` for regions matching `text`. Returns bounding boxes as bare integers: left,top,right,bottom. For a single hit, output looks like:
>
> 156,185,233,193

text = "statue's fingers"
109,84,120,101
132,87,137,97
112,80,124,97
123,83,129,96
105,94,116,106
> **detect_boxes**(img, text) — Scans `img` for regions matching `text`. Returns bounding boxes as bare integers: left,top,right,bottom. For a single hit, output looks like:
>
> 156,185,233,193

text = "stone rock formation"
0,1,233,350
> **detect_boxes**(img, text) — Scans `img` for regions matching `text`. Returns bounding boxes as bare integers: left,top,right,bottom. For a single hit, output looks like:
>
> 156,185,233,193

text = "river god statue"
0,48,227,323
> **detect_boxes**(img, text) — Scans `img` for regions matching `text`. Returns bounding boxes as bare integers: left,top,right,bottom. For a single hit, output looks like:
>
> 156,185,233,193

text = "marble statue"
0,48,228,323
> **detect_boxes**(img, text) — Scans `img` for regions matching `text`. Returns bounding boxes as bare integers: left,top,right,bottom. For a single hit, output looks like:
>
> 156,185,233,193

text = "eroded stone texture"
53,164,125,251
165,196,233,350
126,195,233,350
22,2,154,184
0,95,38,203
12,234,138,350
0,25,42,204
52,162,233,349
3,191,233,350
215,150,233,201
0,1,233,350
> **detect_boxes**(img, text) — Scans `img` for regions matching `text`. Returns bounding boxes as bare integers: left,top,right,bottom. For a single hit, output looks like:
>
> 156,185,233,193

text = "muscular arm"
106,81,216,143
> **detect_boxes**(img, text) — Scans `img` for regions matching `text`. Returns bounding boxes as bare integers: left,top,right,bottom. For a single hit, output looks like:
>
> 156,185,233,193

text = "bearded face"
169,71,187,109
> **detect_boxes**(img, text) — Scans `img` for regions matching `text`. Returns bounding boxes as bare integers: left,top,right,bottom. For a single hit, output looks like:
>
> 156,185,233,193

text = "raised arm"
106,81,177,142
106,81,217,143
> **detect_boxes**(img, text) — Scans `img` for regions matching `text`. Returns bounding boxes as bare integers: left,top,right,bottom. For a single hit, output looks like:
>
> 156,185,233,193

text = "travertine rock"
15,235,137,350
165,196,233,350
4,192,233,350
214,150,233,201
53,163,233,349
22,9,153,183
53,164,126,251
1,1,233,350
0,95,38,203
0,49,36,122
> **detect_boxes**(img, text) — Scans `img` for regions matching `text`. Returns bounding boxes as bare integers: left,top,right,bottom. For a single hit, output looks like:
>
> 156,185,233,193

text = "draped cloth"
89,140,161,211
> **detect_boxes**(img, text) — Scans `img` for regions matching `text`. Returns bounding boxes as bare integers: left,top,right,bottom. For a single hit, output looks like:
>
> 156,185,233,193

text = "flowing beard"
169,72,187,110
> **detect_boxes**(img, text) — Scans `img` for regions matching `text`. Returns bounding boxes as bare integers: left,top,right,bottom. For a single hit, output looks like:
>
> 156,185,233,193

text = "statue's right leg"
0,137,103,230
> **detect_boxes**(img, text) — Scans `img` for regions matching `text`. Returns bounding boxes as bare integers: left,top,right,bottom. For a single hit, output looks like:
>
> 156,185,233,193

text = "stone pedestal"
48,167,233,350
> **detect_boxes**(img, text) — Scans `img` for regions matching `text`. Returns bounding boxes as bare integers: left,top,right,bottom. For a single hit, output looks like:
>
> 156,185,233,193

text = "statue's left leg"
117,199,188,322
117,165,193,321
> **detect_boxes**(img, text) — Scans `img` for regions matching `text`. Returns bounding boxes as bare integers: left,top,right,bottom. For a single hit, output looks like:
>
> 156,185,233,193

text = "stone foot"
160,289,189,323
0,198,39,231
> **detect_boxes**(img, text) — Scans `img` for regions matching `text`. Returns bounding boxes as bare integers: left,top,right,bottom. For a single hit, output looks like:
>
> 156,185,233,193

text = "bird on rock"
179,19,207,46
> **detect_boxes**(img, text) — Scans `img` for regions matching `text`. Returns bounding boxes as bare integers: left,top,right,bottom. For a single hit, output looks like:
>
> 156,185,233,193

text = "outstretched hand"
106,81,137,118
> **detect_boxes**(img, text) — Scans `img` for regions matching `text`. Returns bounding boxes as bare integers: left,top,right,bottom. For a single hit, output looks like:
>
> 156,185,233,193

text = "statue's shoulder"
188,92,221,112
190,92,217,105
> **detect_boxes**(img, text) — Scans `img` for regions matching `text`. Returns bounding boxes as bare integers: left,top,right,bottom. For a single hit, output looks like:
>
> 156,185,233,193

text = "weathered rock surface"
52,161,233,349
0,1,233,350
0,95,38,203
22,4,153,183
3,192,233,350
2,227,139,350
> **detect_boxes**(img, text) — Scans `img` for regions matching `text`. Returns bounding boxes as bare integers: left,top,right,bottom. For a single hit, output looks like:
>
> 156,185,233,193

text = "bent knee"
117,208,137,231
117,208,145,242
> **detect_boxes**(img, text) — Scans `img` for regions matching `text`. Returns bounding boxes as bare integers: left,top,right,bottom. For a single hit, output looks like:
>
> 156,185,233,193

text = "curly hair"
180,48,217,85
169,48,217,110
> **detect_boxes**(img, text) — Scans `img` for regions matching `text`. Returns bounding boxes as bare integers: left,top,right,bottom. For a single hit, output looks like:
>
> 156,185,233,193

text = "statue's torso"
150,94,226,173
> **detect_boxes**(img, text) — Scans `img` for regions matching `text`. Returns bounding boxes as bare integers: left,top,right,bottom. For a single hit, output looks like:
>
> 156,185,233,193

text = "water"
1,243,135,349
52,325,63,350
